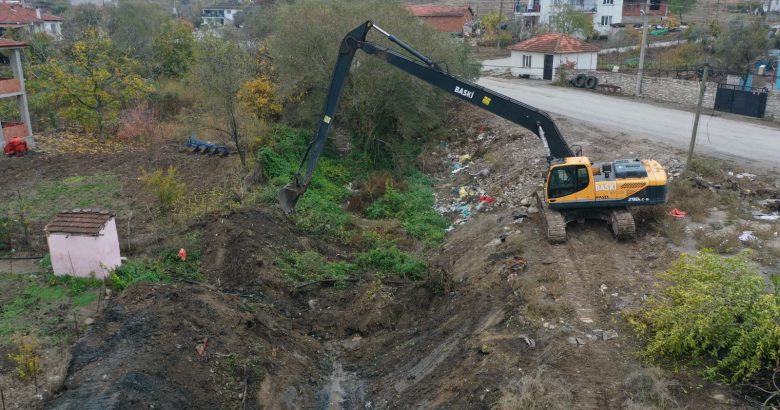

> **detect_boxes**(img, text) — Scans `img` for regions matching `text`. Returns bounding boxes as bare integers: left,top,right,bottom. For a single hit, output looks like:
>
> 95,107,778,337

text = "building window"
649,0,661,10
600,15,612,26
602,0,613,4
522,55,532,68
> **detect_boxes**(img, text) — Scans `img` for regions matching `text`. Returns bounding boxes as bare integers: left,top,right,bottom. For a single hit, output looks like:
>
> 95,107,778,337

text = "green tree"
38,29,154,141
188,35,256,166
715,17,769,74
667,0,697,21
548,4,596,38
152,20,196,79
270,0,478,166
106,1,169,74
61,4,104,45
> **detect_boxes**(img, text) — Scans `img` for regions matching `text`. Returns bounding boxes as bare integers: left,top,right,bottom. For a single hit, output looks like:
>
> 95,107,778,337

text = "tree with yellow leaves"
38,29,154,141
238,76,282,122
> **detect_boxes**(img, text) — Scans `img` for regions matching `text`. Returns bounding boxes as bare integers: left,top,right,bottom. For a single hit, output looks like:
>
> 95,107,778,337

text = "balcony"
0,78,21,95
2,121,28,142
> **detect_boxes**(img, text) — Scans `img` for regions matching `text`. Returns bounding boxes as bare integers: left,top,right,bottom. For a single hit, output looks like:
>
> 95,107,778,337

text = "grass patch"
0,273,102,344
355,246,427,280
692,229,740,254
276,251,357,286
22,173,123,219
365,172,449,248
668,179,720,223
110,248,203,291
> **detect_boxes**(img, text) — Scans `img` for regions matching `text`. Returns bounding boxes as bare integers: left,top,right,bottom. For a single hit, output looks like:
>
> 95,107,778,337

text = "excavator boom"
280,21,574,214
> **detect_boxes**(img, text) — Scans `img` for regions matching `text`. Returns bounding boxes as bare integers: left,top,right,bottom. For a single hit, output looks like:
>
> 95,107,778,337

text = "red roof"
0,3,61,26
508,33,600,54
46,210,115,236
0,38,27,49
407,4,474,18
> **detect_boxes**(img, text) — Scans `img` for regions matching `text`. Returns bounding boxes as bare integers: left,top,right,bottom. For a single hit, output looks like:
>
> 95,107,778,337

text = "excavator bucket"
279,181,307,215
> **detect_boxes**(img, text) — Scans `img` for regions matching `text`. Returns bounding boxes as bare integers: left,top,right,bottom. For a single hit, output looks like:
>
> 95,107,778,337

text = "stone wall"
578,71,780,122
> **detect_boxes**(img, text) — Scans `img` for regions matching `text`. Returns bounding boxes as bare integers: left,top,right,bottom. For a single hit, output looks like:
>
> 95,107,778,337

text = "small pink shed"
45,210,121,279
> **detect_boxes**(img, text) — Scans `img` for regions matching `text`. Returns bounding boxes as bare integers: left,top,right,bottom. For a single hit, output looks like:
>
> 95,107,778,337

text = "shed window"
600,15,612,26
522,55,532,67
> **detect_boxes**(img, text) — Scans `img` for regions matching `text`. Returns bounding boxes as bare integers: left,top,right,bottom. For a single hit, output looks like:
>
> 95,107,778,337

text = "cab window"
549,165,590,198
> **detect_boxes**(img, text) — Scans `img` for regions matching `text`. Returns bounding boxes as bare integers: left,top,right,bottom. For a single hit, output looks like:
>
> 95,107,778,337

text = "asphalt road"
476,77,780,169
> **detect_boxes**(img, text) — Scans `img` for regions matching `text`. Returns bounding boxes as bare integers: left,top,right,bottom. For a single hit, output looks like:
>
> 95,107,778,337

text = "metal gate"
714,84,768,118
543,55,553,81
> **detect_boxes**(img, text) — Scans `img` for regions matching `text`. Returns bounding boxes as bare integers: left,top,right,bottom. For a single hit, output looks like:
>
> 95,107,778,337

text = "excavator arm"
280,20,574,214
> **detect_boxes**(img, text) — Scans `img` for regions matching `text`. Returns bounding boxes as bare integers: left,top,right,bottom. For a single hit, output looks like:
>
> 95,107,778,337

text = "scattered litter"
753,212,780,221
735,172,756,180
459,154,472,163
738,231,757,242
579,317,594,324
567,336,586,346
178,248,187,261
599,284,608,294
479,195,496,204
445,225,454,232
669,208,688,218
519,334,535,348
196,337,209,356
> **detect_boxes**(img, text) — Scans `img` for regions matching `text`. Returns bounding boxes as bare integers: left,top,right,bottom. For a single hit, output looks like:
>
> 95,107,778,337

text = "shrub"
140,166,186,209
498,369,573,410
631,251,780,383
110,248,203,290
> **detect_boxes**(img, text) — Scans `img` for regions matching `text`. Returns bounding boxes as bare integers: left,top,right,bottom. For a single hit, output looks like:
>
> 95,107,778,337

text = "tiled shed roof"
0,38,26,49
46,210,115,236
407,4,473,17
508,33,600,54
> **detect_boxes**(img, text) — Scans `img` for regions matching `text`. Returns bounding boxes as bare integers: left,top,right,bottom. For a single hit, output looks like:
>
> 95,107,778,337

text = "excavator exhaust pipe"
279,181,307,215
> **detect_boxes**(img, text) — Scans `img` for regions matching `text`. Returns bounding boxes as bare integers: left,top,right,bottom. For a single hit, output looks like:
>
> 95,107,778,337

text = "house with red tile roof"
508,32,600,80
407,4,474,36
0,2,62,39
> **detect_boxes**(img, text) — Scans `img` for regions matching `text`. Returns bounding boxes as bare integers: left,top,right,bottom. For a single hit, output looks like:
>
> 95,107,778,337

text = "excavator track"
609,208,636,241
536,191,567,244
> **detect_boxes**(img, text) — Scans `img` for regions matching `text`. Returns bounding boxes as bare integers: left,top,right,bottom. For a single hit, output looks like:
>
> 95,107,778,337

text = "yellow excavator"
279,21,668,243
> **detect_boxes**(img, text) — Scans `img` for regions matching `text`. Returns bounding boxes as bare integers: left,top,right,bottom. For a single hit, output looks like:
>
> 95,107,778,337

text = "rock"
567,336,586,346
526,206,539,214
602,330,619,340
519,334,535,348
520,197,531,207
712,393,727,402
83,318,95,326
479,344,491,354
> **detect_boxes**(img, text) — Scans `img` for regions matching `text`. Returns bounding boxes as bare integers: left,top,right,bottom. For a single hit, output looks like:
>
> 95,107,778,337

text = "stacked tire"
570,74,599,89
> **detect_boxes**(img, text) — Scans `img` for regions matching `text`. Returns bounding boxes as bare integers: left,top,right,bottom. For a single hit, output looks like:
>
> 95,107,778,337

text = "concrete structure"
201,3,242,26
622,0,667,23
508,32,599,80
0,39,32,147
0,3,62,39
45,210,121,279
407,4,474,36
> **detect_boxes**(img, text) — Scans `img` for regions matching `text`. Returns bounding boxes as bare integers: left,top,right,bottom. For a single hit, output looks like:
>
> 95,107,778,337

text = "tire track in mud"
545,224,636,408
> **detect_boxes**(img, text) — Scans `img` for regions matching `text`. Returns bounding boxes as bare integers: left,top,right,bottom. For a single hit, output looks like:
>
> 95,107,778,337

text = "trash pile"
435,153,502,225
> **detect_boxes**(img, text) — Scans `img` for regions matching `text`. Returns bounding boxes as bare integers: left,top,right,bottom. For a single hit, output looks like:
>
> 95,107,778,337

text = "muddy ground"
2,104,776,408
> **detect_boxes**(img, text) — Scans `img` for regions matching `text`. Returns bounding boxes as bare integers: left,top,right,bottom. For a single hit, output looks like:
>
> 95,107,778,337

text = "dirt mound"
47,282,324,409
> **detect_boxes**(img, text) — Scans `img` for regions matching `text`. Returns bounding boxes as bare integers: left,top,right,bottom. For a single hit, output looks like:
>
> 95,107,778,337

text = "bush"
631,251,780,383
8,334,41,382
110,248,203,290
498,369,573,410
140,166,186,209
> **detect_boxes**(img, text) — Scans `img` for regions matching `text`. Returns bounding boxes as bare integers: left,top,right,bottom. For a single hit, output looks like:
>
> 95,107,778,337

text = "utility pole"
634,0,651,96
683,64,709,176
497,0,505,50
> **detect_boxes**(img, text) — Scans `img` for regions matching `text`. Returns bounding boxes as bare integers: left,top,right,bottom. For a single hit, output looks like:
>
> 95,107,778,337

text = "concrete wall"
47,219,121,279
587,71,780,122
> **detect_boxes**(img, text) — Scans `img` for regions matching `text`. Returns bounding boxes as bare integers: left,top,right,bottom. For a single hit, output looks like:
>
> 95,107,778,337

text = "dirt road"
477,77,780,170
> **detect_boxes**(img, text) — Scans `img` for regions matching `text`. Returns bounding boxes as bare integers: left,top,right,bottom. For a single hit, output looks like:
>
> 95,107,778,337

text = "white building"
45,210,122,279
201,3,242,26
508,32,600,80
528,0,623,36
0,3,62,39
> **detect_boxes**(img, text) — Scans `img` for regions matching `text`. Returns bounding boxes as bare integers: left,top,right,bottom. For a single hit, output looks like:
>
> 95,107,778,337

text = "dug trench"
45,112,750,409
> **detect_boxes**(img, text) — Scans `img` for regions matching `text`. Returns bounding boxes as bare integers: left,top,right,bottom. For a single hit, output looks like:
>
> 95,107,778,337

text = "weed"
668,179,719,222
14,173,122,219
622,367,678,409
355,246,427,280
276,251,357,286
497,368,573,410
692,229,740,254
688,156,723,180
110,248,203,290
71,292,97,307
140,166,186,210
655,218,687,246
8,334,41,381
